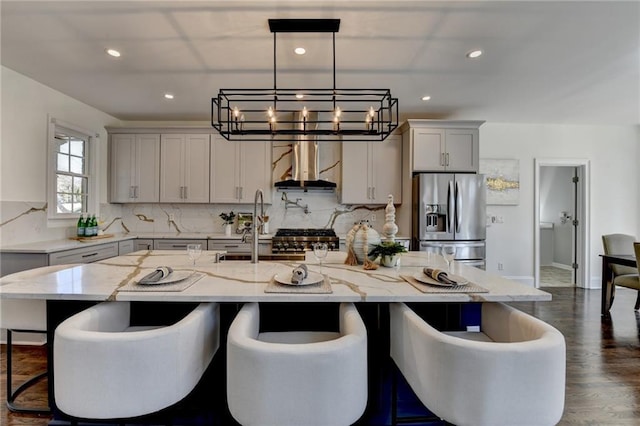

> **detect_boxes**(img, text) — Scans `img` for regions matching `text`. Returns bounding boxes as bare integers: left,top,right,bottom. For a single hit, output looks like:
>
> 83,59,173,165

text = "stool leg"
5,329,50,414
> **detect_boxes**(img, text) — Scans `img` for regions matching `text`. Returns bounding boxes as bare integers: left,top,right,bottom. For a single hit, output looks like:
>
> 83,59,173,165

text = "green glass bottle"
76,214,85,237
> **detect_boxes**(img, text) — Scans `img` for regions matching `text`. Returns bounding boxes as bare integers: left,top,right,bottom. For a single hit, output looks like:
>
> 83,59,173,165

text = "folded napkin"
291,264,309,284
423,267,458,285
139,266,173,284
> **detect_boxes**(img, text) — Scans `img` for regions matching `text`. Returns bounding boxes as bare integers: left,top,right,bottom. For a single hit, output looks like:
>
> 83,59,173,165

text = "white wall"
0,66,121,243
480,123,639,287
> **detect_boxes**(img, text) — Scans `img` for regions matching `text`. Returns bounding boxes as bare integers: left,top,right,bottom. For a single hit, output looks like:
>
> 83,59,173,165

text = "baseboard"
0,328,46,345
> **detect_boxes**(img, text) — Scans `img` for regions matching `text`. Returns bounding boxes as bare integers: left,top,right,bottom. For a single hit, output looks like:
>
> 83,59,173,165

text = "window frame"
47,116,99,221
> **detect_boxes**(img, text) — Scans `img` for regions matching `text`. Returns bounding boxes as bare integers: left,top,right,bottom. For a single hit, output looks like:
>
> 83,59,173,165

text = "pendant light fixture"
211,19,399,142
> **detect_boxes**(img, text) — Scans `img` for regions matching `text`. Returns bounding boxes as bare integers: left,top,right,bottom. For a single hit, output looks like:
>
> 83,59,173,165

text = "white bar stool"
1,264,79,414
390,302,566,426
227,302,368,426
54,301,220,421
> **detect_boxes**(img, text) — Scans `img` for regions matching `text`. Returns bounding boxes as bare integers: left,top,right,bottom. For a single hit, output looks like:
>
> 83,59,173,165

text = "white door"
210,136,240,202
341,141,371,204
183,134,210,203
371,135,402,203
133,134,160,202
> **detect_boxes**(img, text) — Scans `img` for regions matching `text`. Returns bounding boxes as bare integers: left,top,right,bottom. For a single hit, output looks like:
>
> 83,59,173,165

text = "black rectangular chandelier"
211,19,399,142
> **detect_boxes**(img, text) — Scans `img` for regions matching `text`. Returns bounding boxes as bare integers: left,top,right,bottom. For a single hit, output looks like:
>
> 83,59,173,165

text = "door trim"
534,158,590,289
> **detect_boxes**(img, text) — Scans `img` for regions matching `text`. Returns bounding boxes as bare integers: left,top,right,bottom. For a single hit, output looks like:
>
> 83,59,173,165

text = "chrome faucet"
252,189,264,264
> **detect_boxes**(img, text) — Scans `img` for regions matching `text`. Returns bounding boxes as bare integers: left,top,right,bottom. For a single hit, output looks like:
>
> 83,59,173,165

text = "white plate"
274,271,324,286
413,272,469,287
138,271,194,285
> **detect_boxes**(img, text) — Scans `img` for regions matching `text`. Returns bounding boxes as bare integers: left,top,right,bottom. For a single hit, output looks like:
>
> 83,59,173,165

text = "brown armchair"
601,234,640,311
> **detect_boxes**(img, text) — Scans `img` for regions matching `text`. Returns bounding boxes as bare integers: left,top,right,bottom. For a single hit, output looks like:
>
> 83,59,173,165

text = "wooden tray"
69,233,114,242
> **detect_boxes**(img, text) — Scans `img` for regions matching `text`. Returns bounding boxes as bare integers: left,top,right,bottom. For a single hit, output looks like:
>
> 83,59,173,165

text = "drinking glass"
187,244,202,267
313,242,329,267
442,245,456,271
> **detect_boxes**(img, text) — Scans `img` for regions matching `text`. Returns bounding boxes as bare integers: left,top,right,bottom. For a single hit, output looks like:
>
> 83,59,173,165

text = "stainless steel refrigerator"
412,173,486,269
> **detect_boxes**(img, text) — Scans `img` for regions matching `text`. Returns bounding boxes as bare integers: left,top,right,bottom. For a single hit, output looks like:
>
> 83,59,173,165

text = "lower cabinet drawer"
208,240,251,253
49,242,119,265
154,239,207,250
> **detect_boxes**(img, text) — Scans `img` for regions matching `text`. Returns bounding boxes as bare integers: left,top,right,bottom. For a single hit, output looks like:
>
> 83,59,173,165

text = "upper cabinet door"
341,141,371,204
371,135,402,203
183,134,210,203
444,128,478,172
210,135,241,203
238,141,272,204
412,128,446,172
159,134,184,203
110,134,136,202
135,135,161,202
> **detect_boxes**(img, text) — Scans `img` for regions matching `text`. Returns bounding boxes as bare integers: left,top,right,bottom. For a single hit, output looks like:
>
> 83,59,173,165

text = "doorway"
534,159,590,289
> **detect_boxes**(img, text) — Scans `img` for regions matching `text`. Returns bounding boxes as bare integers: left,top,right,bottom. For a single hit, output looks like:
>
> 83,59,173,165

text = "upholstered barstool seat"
226,302,368,426
54,301,219,420
390,302,566,426
1,264,79,413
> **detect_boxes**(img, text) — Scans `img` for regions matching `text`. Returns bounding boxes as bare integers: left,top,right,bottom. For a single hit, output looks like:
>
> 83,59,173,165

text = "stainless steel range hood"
274,111,337,192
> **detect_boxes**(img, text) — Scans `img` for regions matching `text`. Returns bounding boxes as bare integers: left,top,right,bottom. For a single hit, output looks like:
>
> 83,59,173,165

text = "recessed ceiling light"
466,49,483,59
164,93,174,100
421,95,431,101
295,93,304,99
294,47,306,55
106,48,121,58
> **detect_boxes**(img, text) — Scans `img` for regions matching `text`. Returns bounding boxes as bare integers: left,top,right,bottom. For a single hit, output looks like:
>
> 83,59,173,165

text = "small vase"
381,254,399,267
224,224,232,236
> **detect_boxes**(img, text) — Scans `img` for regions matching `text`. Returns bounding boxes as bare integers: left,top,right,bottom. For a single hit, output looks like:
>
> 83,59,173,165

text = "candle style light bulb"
233,107,240,118
267,106,274,118
333,115,340,132
369,106,375,118
335,106,342,118
269,115,277,132
302,106,308,119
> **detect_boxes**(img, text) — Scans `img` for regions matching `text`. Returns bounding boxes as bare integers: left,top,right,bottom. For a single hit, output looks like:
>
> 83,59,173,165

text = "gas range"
271,228,340,253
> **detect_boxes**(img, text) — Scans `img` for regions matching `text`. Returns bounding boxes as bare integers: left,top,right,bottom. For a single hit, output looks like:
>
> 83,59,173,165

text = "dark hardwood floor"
2,287,640,425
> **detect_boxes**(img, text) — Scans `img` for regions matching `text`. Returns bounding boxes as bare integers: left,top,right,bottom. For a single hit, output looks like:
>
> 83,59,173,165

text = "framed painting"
479,159,520,205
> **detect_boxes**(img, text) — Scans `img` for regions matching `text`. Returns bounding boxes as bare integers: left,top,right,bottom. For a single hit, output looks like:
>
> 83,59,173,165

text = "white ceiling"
2,0,639,125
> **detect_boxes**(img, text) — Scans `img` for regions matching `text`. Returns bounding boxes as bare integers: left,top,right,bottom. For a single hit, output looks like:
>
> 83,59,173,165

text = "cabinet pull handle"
372,187,376,200
441,153,445,166
180,186,184,199
239,187,243,200
129,186,134,198
224,245,239,248
171,244,187,248
446,152,450,166
184,186,188,199
81,252,99,258
134,186,138,198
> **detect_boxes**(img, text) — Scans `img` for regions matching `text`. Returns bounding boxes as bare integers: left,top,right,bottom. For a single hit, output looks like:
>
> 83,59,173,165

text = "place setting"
265,263,333,294
119,245,205,292
400,246,487,293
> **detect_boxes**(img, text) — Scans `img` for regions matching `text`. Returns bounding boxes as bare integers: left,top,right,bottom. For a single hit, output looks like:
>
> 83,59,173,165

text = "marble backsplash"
0,194,400,246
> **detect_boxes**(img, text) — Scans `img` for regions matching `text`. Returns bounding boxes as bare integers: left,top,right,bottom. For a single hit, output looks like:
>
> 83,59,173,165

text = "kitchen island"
0,250,550,425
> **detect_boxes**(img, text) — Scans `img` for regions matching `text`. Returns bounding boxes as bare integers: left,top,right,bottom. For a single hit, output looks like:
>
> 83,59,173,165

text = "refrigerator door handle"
447,180,454,233
456,181,462,233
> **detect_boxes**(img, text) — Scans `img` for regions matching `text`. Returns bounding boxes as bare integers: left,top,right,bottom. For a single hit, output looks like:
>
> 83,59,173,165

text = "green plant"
219,211,236,225
368,241,407,259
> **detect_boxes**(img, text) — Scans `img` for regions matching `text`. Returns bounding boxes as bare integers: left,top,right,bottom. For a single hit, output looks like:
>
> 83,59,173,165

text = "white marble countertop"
0,250,550,303
0,233,273,253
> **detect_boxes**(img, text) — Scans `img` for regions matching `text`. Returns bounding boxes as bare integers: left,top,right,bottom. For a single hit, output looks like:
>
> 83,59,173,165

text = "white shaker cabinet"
110,134,160,203
403,120,483,173
210,136,272,204
160,134,210,203
341,135,402,204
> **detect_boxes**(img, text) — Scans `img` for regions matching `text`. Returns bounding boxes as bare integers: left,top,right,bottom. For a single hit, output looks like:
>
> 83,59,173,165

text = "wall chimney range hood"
274,111,337,191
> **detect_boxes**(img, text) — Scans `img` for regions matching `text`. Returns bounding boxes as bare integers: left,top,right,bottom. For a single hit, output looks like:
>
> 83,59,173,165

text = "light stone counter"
0,250,550,303
0,233,272,254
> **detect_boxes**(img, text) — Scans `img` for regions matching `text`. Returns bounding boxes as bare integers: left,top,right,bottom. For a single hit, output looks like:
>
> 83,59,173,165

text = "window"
47,117,98,220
